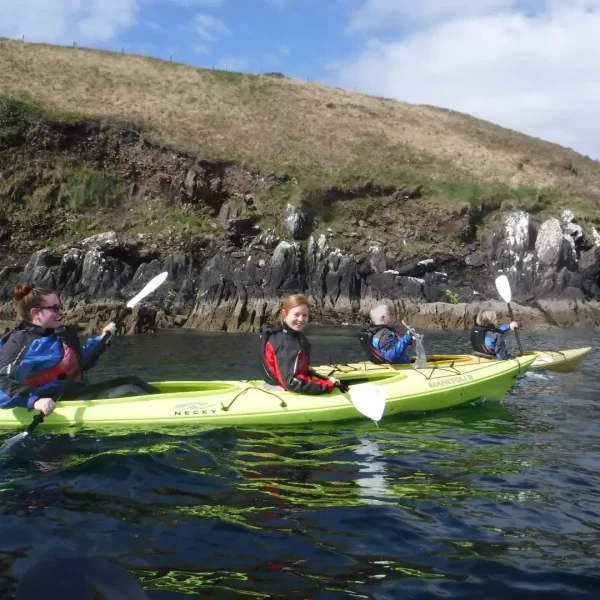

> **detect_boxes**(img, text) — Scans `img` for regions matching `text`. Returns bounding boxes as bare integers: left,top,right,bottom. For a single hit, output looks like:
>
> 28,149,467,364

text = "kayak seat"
63,376,161,401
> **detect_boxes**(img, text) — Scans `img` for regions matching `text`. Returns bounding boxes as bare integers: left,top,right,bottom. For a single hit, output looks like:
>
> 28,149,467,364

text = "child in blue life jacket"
471,308,519,360
359,304,413,364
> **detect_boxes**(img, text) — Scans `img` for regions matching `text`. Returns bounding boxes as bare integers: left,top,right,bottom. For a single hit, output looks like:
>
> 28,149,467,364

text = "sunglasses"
37,304,63,312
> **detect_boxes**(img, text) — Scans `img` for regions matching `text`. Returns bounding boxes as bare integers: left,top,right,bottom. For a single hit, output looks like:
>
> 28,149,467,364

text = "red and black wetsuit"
260,325,334,395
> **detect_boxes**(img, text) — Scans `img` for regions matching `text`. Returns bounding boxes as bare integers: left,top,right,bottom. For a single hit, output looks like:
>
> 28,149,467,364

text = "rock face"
2,113,600,331
3,214,600,333
534,218,578,293
282,204,307,240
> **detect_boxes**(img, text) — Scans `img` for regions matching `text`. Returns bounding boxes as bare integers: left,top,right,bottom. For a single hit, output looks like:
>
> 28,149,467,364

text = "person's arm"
0,385,39,410
80,323,117,368
280,350,335,395
81,335,104,364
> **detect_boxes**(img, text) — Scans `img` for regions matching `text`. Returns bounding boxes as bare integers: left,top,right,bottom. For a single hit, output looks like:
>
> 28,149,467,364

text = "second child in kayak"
260,294,347,394
471,308,519,359
359,304,413,364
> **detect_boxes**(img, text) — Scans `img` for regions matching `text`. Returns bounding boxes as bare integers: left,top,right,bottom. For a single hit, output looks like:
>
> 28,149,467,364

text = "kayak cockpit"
143,381,242,395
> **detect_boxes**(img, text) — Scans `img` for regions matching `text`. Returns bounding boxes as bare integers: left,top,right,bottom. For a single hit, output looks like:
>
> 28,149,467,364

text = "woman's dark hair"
13,284,55,320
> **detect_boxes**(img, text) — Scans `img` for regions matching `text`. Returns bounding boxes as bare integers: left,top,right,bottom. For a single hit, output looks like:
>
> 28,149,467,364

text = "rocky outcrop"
282,204,307,240
531,218,577,294
3,215,600,334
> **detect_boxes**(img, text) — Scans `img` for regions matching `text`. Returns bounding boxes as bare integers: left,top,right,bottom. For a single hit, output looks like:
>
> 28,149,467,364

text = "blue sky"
2,0,600,158
131,0,351,80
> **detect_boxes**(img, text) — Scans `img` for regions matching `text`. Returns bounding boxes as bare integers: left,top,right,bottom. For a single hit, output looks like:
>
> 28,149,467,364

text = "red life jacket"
259,325,334,394
23,343,81,388
0,322,84,390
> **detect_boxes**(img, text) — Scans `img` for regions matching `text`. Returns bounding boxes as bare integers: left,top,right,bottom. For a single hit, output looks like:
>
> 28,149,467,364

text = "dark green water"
1,327,599,598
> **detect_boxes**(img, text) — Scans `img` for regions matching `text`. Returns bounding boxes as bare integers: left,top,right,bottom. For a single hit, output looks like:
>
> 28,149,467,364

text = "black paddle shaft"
25,412,44,435
506,302,524,355
27,306,133,434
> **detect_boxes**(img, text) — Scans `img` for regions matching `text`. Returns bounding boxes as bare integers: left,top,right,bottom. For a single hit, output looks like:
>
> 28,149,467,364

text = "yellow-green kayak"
0,355,534,430
316,347,591,376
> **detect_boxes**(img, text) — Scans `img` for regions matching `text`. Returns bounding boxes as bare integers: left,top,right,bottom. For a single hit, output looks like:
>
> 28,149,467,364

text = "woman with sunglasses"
0,284,116,415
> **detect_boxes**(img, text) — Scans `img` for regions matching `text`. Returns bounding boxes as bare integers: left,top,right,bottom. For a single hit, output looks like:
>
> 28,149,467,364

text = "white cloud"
348,0,518,30
336,1,600,157
193,13,230,43
347,0,600,30
0,0,227,47
0,0,141,44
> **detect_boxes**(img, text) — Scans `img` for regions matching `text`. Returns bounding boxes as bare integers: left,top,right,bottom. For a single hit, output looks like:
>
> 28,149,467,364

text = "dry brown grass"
1,37,600,198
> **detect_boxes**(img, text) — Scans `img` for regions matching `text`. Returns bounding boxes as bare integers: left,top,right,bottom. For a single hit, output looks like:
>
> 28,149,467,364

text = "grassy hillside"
1,37,600,258
2,38,600,187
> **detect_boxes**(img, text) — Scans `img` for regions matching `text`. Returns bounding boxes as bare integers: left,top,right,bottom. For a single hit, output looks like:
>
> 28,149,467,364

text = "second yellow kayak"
315,347,591,376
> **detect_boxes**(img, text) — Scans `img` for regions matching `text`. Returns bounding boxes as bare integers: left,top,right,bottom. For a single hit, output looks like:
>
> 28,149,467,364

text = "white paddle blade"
495,274,512,303
413,333,427,369
349,383,386,423
127,272,169,308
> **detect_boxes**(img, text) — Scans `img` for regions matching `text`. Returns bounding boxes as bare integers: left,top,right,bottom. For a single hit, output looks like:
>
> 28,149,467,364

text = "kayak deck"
0,356,534,429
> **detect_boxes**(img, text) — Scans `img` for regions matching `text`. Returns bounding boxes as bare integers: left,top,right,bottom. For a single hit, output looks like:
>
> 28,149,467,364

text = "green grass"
0,94,44,128
0,90,78,130
64,166,123,211
0,95,42,149
124,206,220,236
71,218,93,232
443,290,460,304
210,69,246,83
165,210,214,234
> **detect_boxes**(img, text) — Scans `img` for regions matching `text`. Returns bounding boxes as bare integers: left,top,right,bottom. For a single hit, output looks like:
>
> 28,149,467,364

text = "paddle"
494,274,523,355
17,557,149,600
402,320,427,369
0,271,168,452
347,383,386,424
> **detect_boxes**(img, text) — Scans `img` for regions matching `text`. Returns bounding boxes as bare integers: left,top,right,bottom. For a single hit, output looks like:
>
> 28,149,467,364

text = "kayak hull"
0,356,535,430
317,347,591,376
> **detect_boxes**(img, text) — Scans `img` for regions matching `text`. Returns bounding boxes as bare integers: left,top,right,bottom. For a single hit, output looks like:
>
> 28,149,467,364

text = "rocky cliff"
2,209,600,335
2,98,600,334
